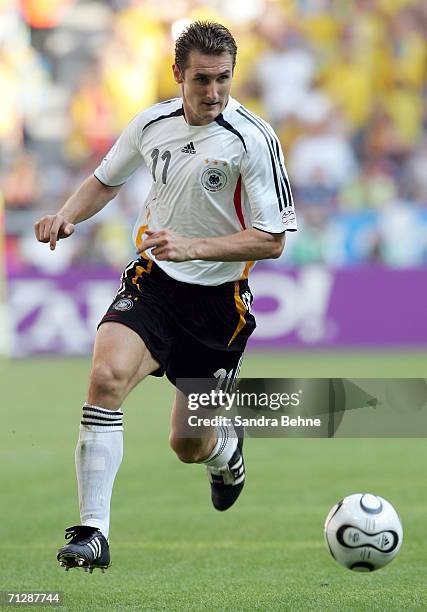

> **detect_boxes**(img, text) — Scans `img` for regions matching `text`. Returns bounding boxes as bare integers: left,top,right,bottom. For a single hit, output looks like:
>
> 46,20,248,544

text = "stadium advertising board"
6,265,427,356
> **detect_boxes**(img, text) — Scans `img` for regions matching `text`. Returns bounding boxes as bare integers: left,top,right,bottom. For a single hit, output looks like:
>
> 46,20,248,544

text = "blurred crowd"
1,0,427,272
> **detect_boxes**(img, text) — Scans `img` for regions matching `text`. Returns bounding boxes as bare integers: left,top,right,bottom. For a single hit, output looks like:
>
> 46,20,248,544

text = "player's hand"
34,214,75,250
137,229,195,262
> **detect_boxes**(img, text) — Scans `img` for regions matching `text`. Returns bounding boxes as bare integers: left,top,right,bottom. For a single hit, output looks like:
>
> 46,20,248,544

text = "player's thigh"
91,322,160,388
168,331,245,392
169,337,244,438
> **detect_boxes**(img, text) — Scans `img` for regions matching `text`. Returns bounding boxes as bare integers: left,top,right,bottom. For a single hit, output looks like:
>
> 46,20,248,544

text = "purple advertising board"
5,264,427,355
249,265,427,347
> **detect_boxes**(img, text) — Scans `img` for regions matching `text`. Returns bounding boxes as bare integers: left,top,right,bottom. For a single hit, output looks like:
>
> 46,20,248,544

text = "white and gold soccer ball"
324,493,403,572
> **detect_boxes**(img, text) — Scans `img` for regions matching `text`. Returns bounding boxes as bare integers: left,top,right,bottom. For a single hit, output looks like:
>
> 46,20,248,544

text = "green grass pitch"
1,351,427,611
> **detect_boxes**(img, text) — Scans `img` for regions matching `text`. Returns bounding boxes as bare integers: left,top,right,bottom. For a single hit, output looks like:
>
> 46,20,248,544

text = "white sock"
201,425,237,471
75,404,123,539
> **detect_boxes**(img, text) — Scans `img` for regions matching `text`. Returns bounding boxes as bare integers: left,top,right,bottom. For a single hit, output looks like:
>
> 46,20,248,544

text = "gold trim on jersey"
228,281,247,347
132,225,153,290
135,223,153,262
241,260,255,280
135,224,148,252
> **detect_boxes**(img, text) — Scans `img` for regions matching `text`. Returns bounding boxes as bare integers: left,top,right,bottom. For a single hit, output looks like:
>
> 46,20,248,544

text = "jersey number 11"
151,149,171,184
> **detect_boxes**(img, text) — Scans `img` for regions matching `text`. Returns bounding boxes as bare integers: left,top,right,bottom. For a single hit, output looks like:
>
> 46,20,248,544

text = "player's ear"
173,63,184,84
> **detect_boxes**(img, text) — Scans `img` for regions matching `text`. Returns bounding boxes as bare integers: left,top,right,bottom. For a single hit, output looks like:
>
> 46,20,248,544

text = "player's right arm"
35,112,145,251
34,176,122,250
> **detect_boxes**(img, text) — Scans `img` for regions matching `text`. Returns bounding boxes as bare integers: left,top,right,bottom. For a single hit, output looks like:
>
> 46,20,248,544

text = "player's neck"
182,96,230,126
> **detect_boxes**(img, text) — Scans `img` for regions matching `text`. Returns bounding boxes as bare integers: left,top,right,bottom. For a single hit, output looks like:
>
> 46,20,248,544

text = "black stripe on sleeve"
142,107,184,132
238,107,292,209
215,114,247,152
93,174,125,188
273,135,293,208
236,107,284,212
252,225,286,235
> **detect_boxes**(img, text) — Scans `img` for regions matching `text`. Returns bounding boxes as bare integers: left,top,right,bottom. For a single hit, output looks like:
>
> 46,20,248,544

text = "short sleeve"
94,116,143,187
241,129,297,233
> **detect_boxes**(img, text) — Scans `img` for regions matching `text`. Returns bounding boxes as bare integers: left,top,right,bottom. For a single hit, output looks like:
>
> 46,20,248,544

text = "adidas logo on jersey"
181,142,196,154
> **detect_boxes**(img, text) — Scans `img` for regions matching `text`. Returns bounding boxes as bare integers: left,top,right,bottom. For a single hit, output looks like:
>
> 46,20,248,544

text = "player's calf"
169,434,216,463
171,423,246,511
170,391,246,510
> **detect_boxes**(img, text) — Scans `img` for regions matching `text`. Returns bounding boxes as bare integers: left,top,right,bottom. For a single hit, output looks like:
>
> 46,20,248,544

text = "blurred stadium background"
1,0,427,357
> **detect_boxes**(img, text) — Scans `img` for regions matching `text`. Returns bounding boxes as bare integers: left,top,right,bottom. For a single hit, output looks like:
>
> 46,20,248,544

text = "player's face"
173,51,233,126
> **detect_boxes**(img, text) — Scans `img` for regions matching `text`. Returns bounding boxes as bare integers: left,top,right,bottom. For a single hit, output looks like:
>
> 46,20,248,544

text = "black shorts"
99,257,256,385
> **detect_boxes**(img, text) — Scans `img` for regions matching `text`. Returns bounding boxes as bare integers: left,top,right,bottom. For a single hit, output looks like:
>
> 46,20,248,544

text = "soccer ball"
324,493,403,572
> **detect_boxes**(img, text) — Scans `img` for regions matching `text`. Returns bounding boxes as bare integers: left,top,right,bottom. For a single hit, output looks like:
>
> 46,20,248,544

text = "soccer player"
34,21,297,572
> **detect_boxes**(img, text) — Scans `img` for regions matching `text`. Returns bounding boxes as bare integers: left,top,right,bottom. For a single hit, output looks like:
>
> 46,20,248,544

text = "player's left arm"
138,124,296,263
137,227,285,262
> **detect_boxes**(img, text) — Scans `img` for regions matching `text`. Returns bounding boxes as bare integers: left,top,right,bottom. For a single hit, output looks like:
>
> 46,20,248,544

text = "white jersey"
94,96,297,285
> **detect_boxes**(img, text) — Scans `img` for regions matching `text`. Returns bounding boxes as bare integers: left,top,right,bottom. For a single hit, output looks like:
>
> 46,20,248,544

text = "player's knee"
89,362,129,404
169,434,205,464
